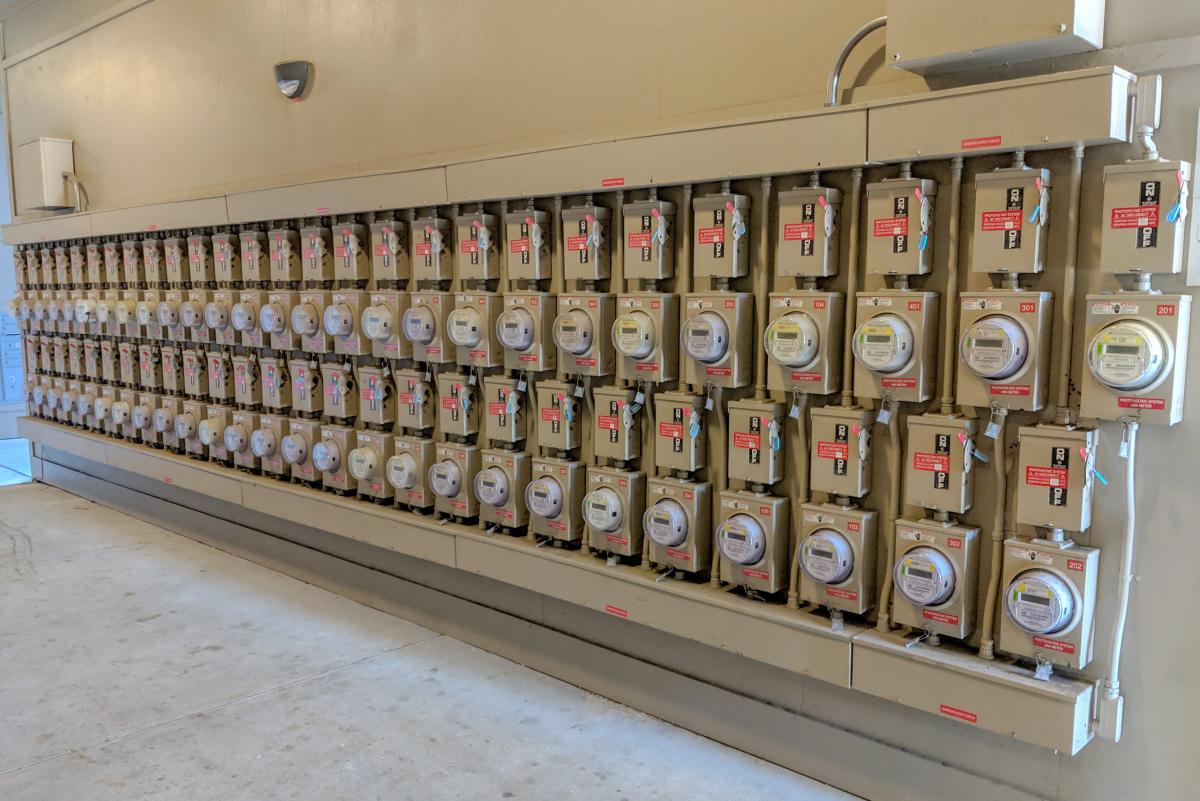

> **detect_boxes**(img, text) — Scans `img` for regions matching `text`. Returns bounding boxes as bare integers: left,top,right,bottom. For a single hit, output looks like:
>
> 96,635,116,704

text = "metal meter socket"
154,396,182,451
1100,160,1191,275
201,404,233,462
357,365,395,428
535,380,582,453
431,442,481,519
163,237,188,286
653,391,706,473
809,406,873,498
865,178,936,276
332,222,369,284
645,477,711,575
389,435,437,510
904,414,976,514
293,290,331,353
159,290,186,340
288,357,323,416
892,517,980,641
186,234,215,285
505,209,551,282
1015,425,1099,533
562,205,610,281
681,293,754,389
349,429,394,501
410,217,453,282
727,399,785,485
315,423,356,493
498,292,555,372
998,538,1098,670
227,410,259,471
136,290,164,340
449,292,503,368
956,291,1053,411
972,167,1050,275
716,490,789,594
1080,293,1191,425
260,355,292,412
326,290,367,356
776,187,840,279
178,400,206,457
592,384,642,462
394,369,435,432
483,375,526,445
232,290,266,349
253,413,288,477
613,293,678,383
263,290,300,351
455,213,499,282
369,218,409,284
184,290,210,343
206,289,238,346
319,362,357,421
239,230,269,284
528,457,586,543
267,228,302,285
622,199,675,281
852,291,939,403
765,291,843,395
364,290,412,360
404,290,454,363
299,226,334,284
554,293,615,377
798,503,878,615
232,353,262,408
211,232,242,285
436,372,479,438
583,466,645,557
477,450,531,528
282,418,322,484
206,350,233,402
693,193,750,278
134,392,161,446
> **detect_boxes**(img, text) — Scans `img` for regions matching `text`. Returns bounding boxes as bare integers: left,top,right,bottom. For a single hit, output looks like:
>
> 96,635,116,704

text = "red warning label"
990,384,1031,396
509,238,529,253
566,235,589,252
980,210,1023,231
741,567,770,580
733,432,761,450
816,442,848,460
791,371,822,382
873,217,908,238
1110,205,1159,229
923,609,960,625
939,704,978,723
826,587,858,601
659,422,683,439
1032,636,1076,654
597,414,619,431
783,222,815,241
1118,396,1166,410
913,452,949,472
627,232,651,249
961,135,1002,150
881,377,917,388
1025,466,1068,488
540,407,560,422
697,226,725,244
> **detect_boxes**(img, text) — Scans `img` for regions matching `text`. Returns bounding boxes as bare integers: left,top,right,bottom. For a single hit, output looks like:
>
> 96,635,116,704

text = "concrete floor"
0,480,857,800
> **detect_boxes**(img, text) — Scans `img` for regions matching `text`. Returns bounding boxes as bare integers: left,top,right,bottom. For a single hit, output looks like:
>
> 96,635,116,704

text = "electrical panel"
431,441,481,519
282,417,322,484
562,205,610,281
693,193,749,278
226,410,259,471
622,199,674,280
716,490,789,594
332,222,369,284
254,413,288,477
448,292,503,368
394,368,435,432
613,293,678,383
681,292,754,389
436,372,479,437
455,212,499,282
1100,160,1192,275
187,234,215,285
956,290,1053,411
319,361,357,421
364,290,412,360
483,375,526,445
809,406,873,498
653,391,705,473
905,415,976,514
498,292,555,372
357,365,395,428
972,167,1050,274
288,357,323,416
349,429,394,501
865,178,936,276
1080,292,1191,425
369,218,409,283
892,517,980,641
644,477,711,574
852,291,939,403
404,290,454,363
505,209,551,282
411,216,453,282
553,293,615,377
315,423,356,493
583,465,645,557
260,355,292,412
293,290,332,353
211,232,241,285
776,187,840,278
268,228,303,285
1015,425,1099,533
389,435,437,510
765,291,843,395
592,384,641,462
299,225,334,284
727,399,784,485
240,230,269,284
998,538,1099,670
527,457,587,543
476,449,530,528
535,380,581,452
326,290,368,356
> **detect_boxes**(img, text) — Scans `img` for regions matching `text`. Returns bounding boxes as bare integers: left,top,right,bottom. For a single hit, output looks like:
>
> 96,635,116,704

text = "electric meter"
261,300,290,335
322,301,354,338
893,546,955,607
136,301,154,327
312,439,341,473
251,427,277,458
232,299,259,332
180,299,204,330
403,305,436,344
474,466,511,507
612,311,655,359
59,390,75,414
348,445,381,481
960,315,1028,380
553,309,594,355
853,314,914,373
644,498,688,548
205,301,230,331
387,452,420,490
174,411,198,441
429,459,463,498
362,303,393,340
131,403,152,431
716,514,767,566
799,529,855,585
584,487,624,532
153,406,175,433
447,307,484,348
198,416,223,447
764,312,820,368
157,300,180,328
1004,569,1077,636
681,311,729,363
290,301,321,337
75,298,96,324
224,423,250,454
526,475,565,519
496,307,535,351
281,432,309,465
1086,320,1167,391
93,395,113,423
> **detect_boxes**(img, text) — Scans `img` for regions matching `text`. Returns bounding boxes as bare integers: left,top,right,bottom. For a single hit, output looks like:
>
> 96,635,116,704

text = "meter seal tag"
1033,656,1054,682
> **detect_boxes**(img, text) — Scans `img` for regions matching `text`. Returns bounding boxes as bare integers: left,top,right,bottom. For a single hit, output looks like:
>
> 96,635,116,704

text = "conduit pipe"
938,157,964,415
709,387,727,587
839,168,864,407
1054,145,1086,425
753,175,773,400
786,393,810,608
678,184,694,390
826,17,887,108
875,404,901,631
1100,419,1140,742
978,411,1007,659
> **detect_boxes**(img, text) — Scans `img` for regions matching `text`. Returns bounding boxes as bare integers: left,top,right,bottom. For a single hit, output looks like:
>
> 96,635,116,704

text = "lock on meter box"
798,503,878,616
644,477,711,575
892,517,980,641
765,291,843,395
852,290,939,403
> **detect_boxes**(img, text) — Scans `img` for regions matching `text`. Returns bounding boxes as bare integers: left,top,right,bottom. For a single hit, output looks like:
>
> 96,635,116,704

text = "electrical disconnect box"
798,502,878,615
905,415,976,514
528,457,586,543
1100,160,1192,275
448,292,503,369
553,293,615,377
332,222,369,284
411,216,453,282
394,369,435,432
653,391,705,473
388,435,436,510
455,212,499,282
476,449,530,528
1080,292,1191,425
972,167,1051,274
319,362,357,421
498,292,555,372
431,441,481,519
583,466,645,557
765,291,843,395
693,193,749,278
483,375,526,445
809,406,873,498
404,291,454,363
776,186,840,278
622,199,674,280
957,290,1053,411
436,372,479,438
613,293,678,383
998,538,1099,670
644,477,711,574
866,178,936,276
562,205,610,281
240,230,268,284
288,357,323,416
592,384,642,462
349,429,393,501
1015,425,1099,533
299,225,334,284
716,490,789,594
535,380,582,453
727,399,784,485
892,517,980,641
357,365,395,428
232,353,262,408
260,355,292,412
211,232,241,285
365,290,412,360
681,292,754,389
369,218,409,284
852,291,939,403
187,234,215,285
504,209,551,282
